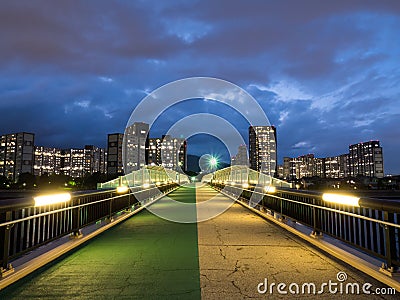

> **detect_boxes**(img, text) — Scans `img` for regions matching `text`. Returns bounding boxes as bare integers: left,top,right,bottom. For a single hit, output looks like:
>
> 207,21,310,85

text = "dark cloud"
1,0,399,173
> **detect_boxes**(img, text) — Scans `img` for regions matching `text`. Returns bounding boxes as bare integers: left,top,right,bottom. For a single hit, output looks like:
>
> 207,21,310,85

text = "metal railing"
211,182,400,274
0,183,178,274
98,166,190,190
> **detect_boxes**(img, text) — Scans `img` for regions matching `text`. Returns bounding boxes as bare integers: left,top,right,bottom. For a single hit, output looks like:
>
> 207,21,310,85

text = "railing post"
380,211,398,276
107,192,114,223
278,192,286,223
310,198,322,239
71,197,83,238
128,192,132,211
1,211,14,277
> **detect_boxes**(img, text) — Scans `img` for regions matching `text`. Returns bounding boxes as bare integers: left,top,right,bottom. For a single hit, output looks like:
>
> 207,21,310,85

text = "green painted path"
1,186,201,299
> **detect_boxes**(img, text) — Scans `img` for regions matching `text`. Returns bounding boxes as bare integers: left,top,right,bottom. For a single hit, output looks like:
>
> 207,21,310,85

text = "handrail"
0,192,132,228
237,187,400,229
268,193,400,229
0,183,178,274
236,183,400,213
0,186,153,212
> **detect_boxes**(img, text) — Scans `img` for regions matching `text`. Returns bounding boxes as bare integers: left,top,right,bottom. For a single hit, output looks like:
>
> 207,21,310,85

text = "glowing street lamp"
34,193,71,207
264,186,276,194
322,193,360,207
116,185,129,193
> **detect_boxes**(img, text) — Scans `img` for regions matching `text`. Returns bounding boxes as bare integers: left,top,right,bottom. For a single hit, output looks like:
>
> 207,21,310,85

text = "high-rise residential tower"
249,126,277,176
231,144,249,166
107,133,124,176
124,122,149,174
0,132,34,181
348,141,384,178
147,135,187,172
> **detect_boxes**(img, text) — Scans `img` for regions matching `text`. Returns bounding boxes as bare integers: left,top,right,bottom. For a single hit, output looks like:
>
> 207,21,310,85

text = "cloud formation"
0,0,399,173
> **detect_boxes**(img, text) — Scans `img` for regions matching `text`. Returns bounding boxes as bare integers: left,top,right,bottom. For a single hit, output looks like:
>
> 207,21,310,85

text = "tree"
82,172,107,190
17,172,36,189
184,170,198,177
0,175,11,189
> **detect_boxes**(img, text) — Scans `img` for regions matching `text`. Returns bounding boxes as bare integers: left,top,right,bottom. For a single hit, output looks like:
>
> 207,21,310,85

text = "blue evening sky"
0,1,399,173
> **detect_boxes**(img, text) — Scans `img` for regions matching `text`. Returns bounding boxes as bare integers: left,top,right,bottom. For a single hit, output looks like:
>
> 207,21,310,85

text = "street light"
264,186,276,194
322,193,360,207
116,185,129,193
34,193,71,207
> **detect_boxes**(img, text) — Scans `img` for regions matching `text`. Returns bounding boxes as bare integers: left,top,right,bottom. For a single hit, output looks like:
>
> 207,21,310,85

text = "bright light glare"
116,186,129,193
242,183,249,188
34,193,71,207
143,183,150,188
209,157,218,167
322,193,360,207
264,186,276,194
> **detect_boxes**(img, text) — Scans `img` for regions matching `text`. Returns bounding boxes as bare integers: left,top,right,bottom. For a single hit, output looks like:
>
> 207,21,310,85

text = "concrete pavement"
196,184,396,299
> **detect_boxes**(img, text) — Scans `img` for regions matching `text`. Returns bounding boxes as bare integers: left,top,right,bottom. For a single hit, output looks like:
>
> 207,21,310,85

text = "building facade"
348,141,384,178
107,133,124,176
284,155,348,180
338,154,349,178
0,132,35,181
283,142,381,180
249,126,277,176
124,122,149,174
34,146,61,176
108,122,187,176
147,135,187,172
84,145,107,174
34,145,106,177
231,144,249,166
323,155,349,179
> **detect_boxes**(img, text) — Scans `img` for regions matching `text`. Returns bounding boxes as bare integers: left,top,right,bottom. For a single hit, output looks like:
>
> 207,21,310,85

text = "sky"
0,0,399,173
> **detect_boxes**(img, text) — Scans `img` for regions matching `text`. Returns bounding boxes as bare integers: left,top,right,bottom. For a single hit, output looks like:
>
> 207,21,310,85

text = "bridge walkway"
0,184,396,299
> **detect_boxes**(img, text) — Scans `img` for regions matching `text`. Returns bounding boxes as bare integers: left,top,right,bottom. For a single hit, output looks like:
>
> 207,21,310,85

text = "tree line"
0,172,109,191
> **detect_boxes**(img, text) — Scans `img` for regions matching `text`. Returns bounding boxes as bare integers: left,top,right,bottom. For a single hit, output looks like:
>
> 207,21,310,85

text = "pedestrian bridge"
0,166,399,298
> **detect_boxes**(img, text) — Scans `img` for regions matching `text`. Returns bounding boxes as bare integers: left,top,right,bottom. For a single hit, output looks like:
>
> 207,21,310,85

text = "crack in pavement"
231,280,257,299
227,260,240,277
201,273,211,282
